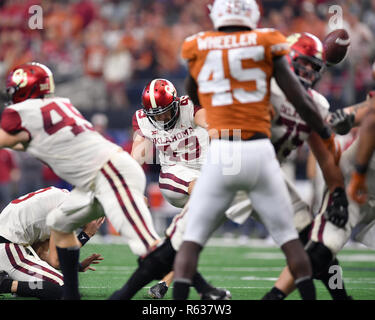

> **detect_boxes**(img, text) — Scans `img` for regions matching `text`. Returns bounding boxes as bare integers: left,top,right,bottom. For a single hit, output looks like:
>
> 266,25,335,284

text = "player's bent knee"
305,241,333,278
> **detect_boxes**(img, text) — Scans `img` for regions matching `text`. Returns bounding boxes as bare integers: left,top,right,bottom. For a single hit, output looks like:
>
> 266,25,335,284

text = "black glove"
324,187,349,228
329,109,355,135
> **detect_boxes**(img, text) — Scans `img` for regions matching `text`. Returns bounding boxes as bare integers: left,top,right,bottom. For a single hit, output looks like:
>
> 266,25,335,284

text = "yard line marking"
243,252,284,260
239,276,375,285
338,254,375,262
201,267,283,272
242,252,375,262
94,266,284,272
79,286,375,290
241,276,279,281
94,266,139,271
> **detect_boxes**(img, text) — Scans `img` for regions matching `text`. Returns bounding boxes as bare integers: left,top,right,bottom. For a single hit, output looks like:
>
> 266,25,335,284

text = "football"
323,29,350,65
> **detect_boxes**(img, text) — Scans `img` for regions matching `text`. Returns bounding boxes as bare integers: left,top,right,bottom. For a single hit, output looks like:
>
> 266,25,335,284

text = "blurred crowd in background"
0,0,374,241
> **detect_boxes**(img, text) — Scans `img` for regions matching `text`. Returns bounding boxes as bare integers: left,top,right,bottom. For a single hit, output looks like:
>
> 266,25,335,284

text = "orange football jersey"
181,28,290,139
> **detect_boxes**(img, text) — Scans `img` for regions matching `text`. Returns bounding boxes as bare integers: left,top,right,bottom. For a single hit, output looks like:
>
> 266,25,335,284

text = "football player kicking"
262,94,375,300
0,62,160,299
173,0,341,301
109,78,231,300
0,187,103,300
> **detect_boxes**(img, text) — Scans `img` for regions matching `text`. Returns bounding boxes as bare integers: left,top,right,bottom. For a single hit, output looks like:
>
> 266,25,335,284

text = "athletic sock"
262,286,286,300
295,276,316,300
0,278,12,293
192,272,214,294
56,245,80,300
16,281,63,300
173,278,191,300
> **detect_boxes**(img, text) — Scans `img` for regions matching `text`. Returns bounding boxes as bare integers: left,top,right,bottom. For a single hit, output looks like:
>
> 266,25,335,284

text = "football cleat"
200,287,232,300
148,281,169,299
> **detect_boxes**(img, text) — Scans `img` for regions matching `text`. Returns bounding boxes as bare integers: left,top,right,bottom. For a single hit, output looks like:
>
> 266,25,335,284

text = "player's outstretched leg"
108,238,176,300
109,237,231,300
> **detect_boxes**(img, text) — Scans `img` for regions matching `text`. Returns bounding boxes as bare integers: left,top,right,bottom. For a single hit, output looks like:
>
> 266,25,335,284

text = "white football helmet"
208,0,260,30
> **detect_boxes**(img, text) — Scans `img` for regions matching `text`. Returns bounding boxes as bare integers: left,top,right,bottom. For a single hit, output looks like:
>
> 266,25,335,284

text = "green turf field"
2,241,375,300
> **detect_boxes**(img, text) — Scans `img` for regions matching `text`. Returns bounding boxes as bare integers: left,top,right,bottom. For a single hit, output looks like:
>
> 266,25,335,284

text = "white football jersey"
270,79,330,163
133,96,209,170
1,97,121,190
0,187,69,245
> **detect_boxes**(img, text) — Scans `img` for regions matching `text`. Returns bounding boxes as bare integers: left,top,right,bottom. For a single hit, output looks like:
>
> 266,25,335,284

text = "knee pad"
305,241,333,278
137,238,176,280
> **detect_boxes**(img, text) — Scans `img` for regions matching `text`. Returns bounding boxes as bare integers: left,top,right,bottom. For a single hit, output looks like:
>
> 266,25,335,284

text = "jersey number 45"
198,46,267,106
41,102,94,136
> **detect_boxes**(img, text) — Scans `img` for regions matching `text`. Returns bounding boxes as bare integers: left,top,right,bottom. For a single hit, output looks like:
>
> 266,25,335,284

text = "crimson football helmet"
142,79,180,130
287,32,326,88
5,62,55,104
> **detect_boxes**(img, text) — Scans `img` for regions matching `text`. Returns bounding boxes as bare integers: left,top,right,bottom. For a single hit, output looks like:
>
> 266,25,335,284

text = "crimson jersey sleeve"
1,108,23,134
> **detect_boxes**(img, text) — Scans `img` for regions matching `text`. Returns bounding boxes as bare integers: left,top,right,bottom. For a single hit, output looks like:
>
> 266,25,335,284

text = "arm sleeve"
1,108,23,134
